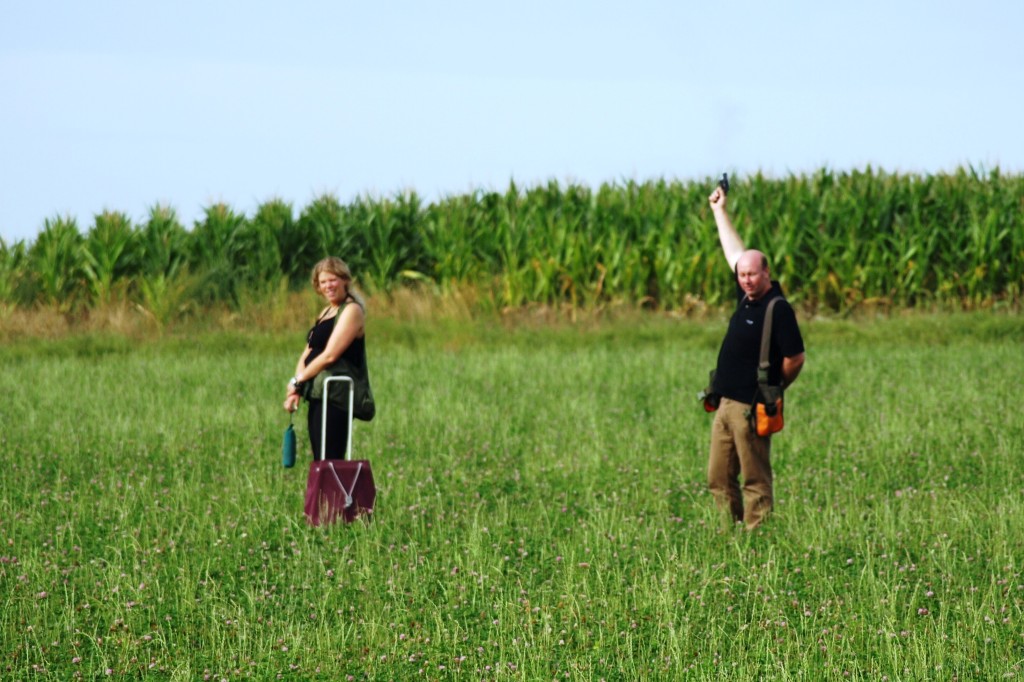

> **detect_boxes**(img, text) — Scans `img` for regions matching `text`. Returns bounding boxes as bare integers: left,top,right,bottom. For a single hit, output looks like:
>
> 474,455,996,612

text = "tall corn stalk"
27,215,85,311
0,239,27,311
135,205,192,329
350,192,424,294
82,211,138,307
296,194,353,272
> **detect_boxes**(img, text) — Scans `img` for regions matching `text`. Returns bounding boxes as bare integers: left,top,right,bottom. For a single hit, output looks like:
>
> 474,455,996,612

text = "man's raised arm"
708,186,745,271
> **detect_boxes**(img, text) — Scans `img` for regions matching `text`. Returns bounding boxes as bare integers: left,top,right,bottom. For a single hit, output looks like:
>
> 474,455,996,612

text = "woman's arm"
284,344,314,411
288,306,330,387
293,346,313,381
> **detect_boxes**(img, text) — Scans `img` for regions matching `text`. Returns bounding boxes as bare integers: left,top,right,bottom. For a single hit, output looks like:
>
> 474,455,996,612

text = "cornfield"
2,167,1022,318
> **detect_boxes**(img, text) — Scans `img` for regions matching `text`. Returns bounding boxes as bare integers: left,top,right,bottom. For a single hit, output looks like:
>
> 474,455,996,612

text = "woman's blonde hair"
311,257,365,309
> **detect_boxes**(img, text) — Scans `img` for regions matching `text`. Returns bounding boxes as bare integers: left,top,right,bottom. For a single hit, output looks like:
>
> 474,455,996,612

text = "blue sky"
2,0,1022,243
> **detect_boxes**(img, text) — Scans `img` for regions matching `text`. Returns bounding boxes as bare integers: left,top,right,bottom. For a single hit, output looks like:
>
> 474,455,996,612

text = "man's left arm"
775,301,805,389
782,352,805,389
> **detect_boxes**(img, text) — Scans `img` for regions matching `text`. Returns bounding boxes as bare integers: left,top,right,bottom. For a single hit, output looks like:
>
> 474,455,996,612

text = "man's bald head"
735,249,769,274
735,249,772,300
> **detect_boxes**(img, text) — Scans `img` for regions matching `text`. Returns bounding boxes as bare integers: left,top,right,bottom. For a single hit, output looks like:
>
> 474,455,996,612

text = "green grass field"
2,313,1023,680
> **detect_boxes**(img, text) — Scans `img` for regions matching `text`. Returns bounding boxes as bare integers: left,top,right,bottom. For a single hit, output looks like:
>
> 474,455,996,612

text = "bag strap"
757,297,780,386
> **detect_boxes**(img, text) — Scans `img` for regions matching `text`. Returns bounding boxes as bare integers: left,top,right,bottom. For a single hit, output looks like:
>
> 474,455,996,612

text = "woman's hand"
283,393,301,412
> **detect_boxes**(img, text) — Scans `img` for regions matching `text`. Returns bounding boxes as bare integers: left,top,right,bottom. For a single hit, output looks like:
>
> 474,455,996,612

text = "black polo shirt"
714,281,804,403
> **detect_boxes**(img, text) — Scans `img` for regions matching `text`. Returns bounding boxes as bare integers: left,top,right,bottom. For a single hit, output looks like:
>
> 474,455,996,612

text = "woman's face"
317,272,347,306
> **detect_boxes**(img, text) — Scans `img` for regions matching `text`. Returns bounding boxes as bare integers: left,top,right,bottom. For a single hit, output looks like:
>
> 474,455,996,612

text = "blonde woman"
283,257,368,460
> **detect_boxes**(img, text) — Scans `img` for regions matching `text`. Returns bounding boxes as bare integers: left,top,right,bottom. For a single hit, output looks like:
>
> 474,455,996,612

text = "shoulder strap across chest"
758,297,780,382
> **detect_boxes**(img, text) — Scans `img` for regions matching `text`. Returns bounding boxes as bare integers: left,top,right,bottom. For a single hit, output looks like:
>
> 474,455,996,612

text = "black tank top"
305,303,367,370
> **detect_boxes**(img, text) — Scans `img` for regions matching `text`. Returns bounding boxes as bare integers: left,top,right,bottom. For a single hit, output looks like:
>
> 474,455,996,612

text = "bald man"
705,185,806,531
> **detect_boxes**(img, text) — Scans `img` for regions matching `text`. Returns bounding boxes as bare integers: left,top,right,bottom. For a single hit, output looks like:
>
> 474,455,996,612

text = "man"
705,184,805,530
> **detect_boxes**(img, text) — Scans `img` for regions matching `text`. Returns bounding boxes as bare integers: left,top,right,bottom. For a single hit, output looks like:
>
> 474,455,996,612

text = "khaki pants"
708,398,773,530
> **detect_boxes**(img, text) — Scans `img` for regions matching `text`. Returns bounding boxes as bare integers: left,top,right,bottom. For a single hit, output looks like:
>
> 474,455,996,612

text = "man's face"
736,253,771,301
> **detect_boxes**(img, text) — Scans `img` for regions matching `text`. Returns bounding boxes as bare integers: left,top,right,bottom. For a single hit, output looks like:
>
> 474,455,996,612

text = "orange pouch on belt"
755,399,784,436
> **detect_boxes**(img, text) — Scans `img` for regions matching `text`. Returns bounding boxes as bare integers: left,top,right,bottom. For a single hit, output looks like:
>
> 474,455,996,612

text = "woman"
283,257,367,460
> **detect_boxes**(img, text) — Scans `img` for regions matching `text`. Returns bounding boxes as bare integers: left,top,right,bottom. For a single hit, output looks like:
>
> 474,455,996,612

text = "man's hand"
709,186,727,213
